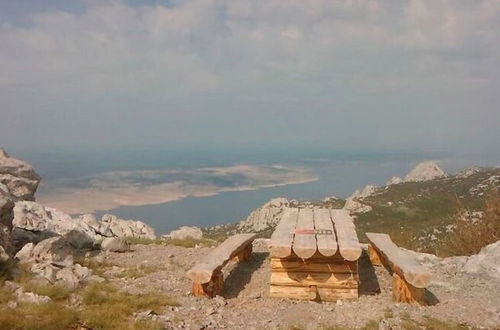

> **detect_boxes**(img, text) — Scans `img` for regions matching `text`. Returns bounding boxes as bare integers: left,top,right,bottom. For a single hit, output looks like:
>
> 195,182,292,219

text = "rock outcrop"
15,236,92,288
404,161,447,182
101,214,156,240
343,185,377,214
0,187,15,259
237,198,289,232
386,176,403,186
168,226,203,240
12,201,156,250
0,149,41,201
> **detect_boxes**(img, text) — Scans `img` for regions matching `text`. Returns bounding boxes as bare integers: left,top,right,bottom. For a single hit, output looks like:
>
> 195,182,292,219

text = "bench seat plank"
330,209,362,261
187,233,257,284
366,232,431,288
292,208,317,259
269,208,299,258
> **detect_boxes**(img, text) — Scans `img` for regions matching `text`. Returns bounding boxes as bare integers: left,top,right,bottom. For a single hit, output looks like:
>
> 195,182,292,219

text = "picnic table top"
269,208,362,261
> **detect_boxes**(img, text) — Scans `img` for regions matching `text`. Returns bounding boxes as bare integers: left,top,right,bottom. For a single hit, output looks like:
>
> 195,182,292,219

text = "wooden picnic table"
269,208,362,302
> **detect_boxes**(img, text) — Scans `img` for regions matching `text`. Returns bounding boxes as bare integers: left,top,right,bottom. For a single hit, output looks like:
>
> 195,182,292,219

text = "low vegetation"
116,264,163,279
355,168,500,255
438,189,500,257
163,237,215,248
0,301,78,330
125,236,165,245
0,277,179,330
79,281,178,330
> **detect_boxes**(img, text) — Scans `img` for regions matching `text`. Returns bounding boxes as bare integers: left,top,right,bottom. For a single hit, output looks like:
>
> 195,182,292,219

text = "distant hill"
207,163,499,256
355,166,500,254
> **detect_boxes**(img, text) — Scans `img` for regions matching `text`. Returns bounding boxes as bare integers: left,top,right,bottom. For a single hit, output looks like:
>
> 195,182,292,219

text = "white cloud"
1,0,499,150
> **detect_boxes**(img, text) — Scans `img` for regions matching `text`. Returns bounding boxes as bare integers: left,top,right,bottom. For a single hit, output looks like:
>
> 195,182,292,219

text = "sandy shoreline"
37,165,318,214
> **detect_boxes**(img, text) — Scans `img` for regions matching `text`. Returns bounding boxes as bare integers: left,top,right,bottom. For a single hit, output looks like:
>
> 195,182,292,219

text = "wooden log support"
368,244,383,266
233,243,252,262
392,273,426,305
187,233,257,298
192,270,224,298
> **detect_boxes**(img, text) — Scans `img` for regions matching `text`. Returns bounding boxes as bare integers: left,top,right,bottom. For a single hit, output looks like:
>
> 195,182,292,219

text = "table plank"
269,208,299,258
292,208,317,259
314,208,338,257
330,209,362,261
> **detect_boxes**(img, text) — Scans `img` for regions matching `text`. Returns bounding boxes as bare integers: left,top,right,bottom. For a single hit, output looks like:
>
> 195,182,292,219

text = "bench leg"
368,244,383,267
192,271,224,298
392,273,426,305
234,243,252,262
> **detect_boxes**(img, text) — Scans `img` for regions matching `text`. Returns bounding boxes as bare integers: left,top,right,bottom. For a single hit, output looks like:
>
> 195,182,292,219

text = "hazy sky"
1,0,499,152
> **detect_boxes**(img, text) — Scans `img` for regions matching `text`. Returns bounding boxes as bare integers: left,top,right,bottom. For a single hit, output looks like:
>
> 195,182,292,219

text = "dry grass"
0,301,78,330
76,258,113,277
439,189,500,257
125,237,164,245
0,278,178,329
164,237,215,248
22,282,73,301
116,264,163,279
79,281,179,330
400,314,469,330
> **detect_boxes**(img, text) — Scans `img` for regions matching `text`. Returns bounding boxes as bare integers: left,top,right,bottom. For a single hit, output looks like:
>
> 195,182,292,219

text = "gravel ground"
92,240,500,329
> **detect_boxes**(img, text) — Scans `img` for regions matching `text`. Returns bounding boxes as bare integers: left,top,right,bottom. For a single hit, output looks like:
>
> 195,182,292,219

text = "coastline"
37,165,318,214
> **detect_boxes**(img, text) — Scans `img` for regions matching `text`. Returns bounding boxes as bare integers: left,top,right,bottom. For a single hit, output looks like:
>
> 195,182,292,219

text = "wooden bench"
186,233,257,297
366,232,432,305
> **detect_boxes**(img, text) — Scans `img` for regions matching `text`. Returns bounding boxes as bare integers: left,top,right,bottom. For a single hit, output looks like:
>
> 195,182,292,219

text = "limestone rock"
15,236,92,288
29,236,74,267
15,288,51,304
456,166,483,179
14,242,34,262
462,240,500,280
342,186,376,214
12,202,155,250
0,149,41,201
169,226,203,240
404,161,447,182
237,198,289,232
0,189,15,258
0,245,9,261
386,176,403,186
101,214,156,240
13,201,77,236
101,237,130,252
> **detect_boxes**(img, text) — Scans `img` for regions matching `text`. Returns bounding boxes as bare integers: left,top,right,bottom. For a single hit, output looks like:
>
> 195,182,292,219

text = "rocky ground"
84,239,500,329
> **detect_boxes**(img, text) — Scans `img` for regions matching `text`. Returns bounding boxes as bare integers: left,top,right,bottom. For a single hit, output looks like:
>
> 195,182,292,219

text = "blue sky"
1,0,499,152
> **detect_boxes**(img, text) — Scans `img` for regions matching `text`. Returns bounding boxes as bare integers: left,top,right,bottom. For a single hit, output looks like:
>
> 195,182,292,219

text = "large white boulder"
404,161,447,182
462,240,500,280
169,226,203,240
0,149,41,201
101,237,130,252
15,236,92,288
237,198,289,232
